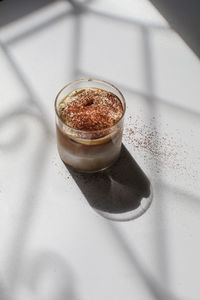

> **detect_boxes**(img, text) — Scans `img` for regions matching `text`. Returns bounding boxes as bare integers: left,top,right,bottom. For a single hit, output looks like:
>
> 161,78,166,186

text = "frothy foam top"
58,88,123,131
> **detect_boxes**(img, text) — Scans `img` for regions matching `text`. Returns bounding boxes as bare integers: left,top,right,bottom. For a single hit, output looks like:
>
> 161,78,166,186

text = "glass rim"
54,78,126,136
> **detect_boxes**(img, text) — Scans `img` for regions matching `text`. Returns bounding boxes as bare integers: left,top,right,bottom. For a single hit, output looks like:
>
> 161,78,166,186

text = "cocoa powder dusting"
58,88,123,131
124,115,188,174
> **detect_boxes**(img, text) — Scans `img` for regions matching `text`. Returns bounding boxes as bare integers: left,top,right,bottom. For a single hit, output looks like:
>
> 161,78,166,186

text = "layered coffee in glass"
55,79,126,173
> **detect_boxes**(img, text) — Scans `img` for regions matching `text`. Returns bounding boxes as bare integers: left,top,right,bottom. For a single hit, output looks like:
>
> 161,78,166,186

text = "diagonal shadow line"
141,26,155,96
4,9,73,46
70,3,81,80
0,42,42,108
140,26,170,286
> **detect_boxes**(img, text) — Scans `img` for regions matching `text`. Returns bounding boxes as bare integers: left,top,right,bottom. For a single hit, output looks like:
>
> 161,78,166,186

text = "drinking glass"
55,79,126,173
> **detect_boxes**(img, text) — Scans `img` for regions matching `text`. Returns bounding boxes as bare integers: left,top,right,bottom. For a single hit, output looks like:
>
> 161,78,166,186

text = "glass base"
62,154,120,174
94,185,153,222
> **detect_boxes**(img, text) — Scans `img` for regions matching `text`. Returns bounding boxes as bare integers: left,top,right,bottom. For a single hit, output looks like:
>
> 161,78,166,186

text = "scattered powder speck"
51,157,71,181
123,115,189,176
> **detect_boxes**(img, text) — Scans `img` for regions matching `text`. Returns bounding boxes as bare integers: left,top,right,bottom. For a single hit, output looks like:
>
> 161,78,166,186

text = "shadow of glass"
64,144,153,221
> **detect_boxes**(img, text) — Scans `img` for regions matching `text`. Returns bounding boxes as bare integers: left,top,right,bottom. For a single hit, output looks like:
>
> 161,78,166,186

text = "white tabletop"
0,1,200,299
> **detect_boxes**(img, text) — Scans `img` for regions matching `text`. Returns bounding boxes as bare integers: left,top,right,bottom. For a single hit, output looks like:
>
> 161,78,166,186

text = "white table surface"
0,1,200,299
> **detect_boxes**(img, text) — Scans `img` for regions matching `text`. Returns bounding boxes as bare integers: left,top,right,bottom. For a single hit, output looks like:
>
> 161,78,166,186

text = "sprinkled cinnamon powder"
58,88,123,131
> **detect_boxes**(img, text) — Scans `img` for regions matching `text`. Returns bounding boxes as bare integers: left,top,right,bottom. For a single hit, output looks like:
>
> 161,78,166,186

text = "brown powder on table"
52,157,71,180
124,115,188,174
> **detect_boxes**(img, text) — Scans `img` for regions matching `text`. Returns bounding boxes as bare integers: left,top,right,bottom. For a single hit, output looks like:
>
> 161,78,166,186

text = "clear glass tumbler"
55,79,126,173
